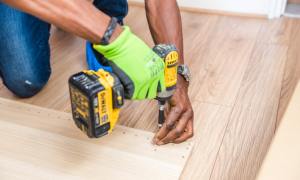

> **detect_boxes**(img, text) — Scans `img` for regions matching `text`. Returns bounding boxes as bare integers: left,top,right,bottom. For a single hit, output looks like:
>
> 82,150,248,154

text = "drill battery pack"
68,70,124,138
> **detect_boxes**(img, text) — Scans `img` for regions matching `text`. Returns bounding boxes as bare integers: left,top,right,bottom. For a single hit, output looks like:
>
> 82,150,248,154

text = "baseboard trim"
128,1,267,19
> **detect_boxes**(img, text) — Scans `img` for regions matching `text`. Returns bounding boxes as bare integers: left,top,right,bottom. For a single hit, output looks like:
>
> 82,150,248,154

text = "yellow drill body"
153,44,179,126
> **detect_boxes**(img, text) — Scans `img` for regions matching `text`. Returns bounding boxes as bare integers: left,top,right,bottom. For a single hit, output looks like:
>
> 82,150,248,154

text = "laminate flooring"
0,98,193,180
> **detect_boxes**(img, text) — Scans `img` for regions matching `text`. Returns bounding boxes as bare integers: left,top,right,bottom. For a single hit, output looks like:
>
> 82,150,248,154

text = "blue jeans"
0,0,128,98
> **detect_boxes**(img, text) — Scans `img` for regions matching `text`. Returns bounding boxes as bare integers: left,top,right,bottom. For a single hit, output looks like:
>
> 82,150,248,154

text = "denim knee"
93,0,128,23
3,72,50,98
0,3,51,98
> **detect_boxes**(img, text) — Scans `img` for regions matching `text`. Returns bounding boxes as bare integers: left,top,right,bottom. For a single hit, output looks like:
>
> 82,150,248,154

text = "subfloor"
1,5,300,180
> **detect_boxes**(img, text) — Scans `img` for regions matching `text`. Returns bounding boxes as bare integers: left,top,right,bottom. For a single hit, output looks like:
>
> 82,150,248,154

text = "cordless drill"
153,45,178,127
68,44,178,138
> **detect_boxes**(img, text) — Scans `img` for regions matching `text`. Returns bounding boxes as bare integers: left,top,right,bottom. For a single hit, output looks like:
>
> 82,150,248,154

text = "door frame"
268,0,287,18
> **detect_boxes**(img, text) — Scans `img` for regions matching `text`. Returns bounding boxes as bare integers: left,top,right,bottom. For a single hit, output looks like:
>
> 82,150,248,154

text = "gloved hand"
93,26,165,100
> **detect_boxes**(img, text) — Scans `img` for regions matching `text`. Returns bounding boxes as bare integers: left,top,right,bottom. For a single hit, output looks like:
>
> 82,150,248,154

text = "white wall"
178,0,269,15
129,0,281,17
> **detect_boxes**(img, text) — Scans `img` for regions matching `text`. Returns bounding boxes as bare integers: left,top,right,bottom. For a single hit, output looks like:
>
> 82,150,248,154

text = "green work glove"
93,26,165,100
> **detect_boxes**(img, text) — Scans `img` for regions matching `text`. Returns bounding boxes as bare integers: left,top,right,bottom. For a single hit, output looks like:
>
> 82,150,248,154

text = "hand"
153,76,194,145
93,26,165,100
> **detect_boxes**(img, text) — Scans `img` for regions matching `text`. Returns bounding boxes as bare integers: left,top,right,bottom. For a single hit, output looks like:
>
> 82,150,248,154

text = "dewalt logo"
100,92,107,114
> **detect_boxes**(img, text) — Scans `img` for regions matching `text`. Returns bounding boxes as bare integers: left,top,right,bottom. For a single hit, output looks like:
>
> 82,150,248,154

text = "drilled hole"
182,156,185,159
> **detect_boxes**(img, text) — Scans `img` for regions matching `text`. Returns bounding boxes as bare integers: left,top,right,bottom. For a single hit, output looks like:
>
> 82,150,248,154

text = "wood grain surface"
257,82,300,180
181,102,232,180
209,44,288,180
0,5,299,180
277,20,300,126
0,98,193,180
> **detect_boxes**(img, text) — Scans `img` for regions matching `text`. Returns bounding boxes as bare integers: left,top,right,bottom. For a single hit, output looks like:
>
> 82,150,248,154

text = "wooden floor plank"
208,16,264,41
256,82,300,180
0,98,193,180
256,18,294,46
277,20,300,126
195,38,256,106
210,44,288,180
194,16,263,106
181,102,232,180
181,13,220,99
118,100,159,132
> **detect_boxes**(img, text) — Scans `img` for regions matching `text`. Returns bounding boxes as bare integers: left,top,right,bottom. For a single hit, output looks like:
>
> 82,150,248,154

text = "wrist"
177,75,189,92
109,25,123,43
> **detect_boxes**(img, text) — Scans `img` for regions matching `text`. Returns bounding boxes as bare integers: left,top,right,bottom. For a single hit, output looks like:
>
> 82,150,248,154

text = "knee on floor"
3,74,50,98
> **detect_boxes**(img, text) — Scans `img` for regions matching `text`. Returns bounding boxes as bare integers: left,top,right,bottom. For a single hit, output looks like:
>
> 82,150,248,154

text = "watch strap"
100,17,118,45
177,64,191,82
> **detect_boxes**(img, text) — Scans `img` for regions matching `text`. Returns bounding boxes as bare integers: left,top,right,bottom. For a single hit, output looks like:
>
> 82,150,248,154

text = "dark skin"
145,0,194,145
2,0,194,145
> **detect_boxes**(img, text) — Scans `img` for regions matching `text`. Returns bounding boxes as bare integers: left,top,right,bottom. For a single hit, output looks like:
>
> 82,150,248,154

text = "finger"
164,109,168,118
174,120,194,144
158,113,190,145
153,121,176,144
153,106,183,144
164,103,171,117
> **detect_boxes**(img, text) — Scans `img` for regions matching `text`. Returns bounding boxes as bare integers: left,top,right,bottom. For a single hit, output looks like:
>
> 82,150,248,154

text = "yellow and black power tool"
153,44,178,127
68,44,178,138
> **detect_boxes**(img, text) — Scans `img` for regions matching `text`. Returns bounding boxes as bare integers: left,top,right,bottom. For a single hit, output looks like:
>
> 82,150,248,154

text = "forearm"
145,0,184,64
1,0,121,43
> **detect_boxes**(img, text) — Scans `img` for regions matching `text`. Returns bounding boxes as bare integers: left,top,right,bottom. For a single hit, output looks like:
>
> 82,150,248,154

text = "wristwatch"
100,17,118,45
177,64,191,82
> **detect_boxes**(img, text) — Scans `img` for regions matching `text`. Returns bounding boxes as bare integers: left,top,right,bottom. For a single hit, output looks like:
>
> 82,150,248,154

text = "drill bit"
158,100,166,128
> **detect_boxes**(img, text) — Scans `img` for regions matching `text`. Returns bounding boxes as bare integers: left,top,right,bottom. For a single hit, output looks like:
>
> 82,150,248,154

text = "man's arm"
145,0,194,145
145,0,184,63
1,0,122,43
